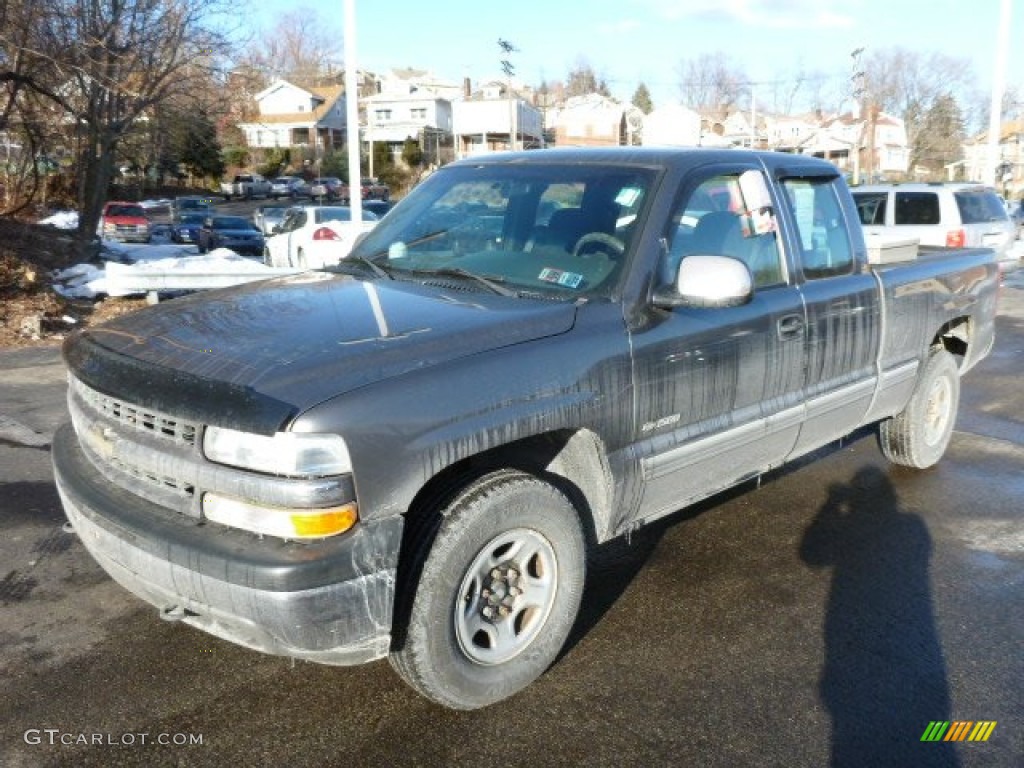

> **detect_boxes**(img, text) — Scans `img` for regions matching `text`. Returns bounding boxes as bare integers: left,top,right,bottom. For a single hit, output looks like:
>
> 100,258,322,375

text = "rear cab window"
781,177,854,280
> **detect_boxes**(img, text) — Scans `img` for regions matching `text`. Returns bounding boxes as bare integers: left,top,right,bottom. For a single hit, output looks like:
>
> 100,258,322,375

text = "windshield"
106,205,144,217
315,207,379,223
213,217,255,230
347,162,655,299
178,213,206,224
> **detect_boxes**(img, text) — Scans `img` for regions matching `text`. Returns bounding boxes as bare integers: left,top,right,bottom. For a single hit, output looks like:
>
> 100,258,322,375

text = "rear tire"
389,469,586,710
878,348,960,469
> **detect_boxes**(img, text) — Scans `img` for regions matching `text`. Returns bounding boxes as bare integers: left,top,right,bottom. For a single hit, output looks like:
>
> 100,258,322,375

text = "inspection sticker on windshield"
538,267,584,289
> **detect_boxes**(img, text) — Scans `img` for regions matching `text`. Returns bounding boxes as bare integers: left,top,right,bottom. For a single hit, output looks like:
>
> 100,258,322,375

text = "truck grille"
66,373,355,520
68,375,200,514
72,376,198,447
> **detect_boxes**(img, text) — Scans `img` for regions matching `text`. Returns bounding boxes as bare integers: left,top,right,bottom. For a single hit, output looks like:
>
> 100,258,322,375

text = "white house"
375,68,464,101
642,105,702,147
236,79,347,151
453,83,542,156
365,92,453,165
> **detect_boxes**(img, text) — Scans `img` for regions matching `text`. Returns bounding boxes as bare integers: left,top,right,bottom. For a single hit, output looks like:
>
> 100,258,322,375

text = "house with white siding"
236,80,347,151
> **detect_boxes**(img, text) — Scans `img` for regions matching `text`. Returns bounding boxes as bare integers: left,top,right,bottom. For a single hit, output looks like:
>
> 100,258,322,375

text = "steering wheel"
572,232,625,259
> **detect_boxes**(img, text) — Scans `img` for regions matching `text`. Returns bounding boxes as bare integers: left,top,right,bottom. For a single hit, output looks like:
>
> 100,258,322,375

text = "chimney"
464,77,471,99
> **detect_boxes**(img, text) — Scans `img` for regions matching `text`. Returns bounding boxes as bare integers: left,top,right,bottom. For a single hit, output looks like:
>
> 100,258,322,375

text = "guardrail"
104,260,302,302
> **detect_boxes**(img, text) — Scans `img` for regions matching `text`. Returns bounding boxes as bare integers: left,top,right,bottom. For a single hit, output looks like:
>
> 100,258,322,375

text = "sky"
246,0,1021,121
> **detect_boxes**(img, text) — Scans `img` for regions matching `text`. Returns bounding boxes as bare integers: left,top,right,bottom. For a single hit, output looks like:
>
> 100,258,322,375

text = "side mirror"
653,254,753,309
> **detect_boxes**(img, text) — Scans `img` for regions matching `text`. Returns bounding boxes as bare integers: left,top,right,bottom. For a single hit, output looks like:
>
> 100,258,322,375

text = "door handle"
777,314,805,340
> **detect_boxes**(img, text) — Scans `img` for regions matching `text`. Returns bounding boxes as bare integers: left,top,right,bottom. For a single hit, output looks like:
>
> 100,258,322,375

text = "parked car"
263,205,378,268
852,182,1016,267
170,212,207,244
97,201,150,243
220,173,273,200
270,176,309,199
362,199,395,218
170,195,215,220
360,177,390,201
55,147,1000,711
1010,200,1024,239
197,215,265,256
309,177,345,201
252,204,295,235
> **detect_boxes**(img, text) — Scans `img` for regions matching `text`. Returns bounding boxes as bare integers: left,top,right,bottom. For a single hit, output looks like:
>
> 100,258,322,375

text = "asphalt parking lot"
0,276,1021,767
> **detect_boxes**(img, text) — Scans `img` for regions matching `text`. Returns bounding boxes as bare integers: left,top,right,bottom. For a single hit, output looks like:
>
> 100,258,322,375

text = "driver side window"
663,172,784,289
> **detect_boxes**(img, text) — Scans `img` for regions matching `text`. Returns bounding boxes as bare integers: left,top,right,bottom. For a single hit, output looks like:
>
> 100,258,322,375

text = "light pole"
343,0,362,222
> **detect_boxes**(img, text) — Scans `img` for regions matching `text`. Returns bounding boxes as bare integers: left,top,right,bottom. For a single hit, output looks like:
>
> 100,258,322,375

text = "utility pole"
498,38,518,151
850,47,865,186
987,0,1012,187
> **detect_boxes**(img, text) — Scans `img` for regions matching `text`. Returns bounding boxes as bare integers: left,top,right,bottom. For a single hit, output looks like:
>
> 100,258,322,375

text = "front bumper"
52,424,402,665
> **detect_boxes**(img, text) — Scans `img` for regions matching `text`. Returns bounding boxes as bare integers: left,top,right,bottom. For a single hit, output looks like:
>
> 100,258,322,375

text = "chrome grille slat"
108,457,195,498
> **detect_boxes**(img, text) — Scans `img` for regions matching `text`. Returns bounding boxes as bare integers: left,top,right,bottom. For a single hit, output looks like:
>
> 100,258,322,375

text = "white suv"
852,183,1017,267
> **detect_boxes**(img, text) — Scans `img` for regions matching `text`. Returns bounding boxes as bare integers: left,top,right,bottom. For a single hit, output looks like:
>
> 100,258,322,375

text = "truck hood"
70,271,577,429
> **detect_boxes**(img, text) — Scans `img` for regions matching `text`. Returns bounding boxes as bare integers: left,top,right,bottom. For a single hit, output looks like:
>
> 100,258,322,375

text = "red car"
98,201,151,243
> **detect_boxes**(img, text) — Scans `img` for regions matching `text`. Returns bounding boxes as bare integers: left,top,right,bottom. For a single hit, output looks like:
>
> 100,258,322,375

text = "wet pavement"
0,280,1021,767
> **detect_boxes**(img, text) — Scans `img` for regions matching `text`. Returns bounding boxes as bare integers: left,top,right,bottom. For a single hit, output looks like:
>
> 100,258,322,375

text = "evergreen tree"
632,82,654,114
402,137,424,168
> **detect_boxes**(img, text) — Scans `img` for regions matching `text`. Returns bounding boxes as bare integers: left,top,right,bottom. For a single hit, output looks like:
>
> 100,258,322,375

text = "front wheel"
878,347,960,468
389,470,586,710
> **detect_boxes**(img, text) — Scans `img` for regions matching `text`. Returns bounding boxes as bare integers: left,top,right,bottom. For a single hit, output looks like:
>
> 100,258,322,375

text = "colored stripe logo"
921,721,997,742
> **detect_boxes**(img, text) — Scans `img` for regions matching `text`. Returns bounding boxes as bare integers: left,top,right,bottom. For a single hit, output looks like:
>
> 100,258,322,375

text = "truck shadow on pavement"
800,465,958,768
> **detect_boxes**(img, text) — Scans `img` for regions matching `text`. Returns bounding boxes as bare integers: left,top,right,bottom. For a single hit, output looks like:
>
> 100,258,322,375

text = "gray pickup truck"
53,148,998,710
220,172,272,200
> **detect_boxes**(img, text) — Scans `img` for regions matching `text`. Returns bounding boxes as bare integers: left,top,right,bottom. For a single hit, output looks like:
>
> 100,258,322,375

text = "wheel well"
404,429,613,540
932,316,970,367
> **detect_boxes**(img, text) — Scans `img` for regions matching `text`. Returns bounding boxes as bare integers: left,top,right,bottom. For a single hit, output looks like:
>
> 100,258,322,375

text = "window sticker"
789,183,817,250
538,267,584,289
615,187,642,207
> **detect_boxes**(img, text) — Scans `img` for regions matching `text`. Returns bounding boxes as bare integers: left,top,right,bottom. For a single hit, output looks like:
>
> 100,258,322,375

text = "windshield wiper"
409,267,518,297
368,229,450,259
345,253,393,280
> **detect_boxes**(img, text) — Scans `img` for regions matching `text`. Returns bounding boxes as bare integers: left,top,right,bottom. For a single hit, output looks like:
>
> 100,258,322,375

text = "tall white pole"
750,84,756,148
343,0,362,221
987,0,1011,188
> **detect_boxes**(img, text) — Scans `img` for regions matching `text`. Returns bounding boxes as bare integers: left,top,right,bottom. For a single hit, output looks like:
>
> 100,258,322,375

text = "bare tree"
862,47,975,171
243,7,343,88
0,0,236,247
564,57,610,99
676,52,748,113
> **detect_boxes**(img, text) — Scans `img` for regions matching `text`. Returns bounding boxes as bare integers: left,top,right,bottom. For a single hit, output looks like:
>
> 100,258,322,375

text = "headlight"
203,426,352,476
202,493,358,539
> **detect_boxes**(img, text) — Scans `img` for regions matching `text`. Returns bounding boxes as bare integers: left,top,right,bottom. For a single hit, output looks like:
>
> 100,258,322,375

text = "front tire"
878,347,960,468
390,470,586,710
